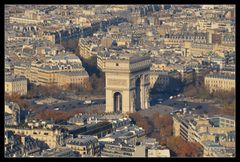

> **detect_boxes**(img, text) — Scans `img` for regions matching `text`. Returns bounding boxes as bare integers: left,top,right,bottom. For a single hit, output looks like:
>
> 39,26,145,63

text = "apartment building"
204,72,235,93
41,147,80,157
99,125,145,146
66,135,100,157
5,131,45,157
101,141,146,157
78,37,99,59
149,70,170,89
209,116,235,128
164,31,209,45
147,146,170,157
14,61,89,88
5,124,67,149
173,111,235,142
5,75,27,96
9,17,44,24
172,111,235,157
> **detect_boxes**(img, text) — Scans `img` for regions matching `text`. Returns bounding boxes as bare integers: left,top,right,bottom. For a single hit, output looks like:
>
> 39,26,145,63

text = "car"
84,100,92,104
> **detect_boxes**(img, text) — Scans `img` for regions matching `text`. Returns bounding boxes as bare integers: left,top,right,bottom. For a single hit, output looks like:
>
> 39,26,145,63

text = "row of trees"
183,82,235,116
26,84,65,99
24,73,105,99
129,112,174,140
128,112,153,135
35,109,72,122
208,100,235,116
183,77,235,101
89,73,105,95
68,72,105,96
5,93,32,110
151,113,173,145
166,136,203,157
128,111,203,157
183,84,210,99
34,107,104,123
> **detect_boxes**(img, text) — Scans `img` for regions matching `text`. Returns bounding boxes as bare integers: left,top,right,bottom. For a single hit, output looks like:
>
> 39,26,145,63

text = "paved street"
32,98,105,112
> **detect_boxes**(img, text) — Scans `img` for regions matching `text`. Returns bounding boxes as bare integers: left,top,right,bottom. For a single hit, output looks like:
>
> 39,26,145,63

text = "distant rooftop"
67,135,98,146
5,75,27,82
205,73,235,80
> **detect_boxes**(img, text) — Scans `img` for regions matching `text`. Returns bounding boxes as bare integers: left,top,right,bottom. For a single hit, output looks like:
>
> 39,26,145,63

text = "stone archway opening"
135,77,141,111
113,92,122,113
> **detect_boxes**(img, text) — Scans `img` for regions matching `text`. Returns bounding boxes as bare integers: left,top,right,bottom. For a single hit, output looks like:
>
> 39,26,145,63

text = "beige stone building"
151,62,168,71
5,125,64,149
9,16,43,24
173,112,235,142
66,135,100,157
147,148,170,157
78,37,99,59
14,62,89,88
149,70,169,89
101,142,146,157
9,9,43,24
164,39,234,58
56,72,89,87
5,75,27,96
101,53,151,113
204,73,235,93
172,112,235,157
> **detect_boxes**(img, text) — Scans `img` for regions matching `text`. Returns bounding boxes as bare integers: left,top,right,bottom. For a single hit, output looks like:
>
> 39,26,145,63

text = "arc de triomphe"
101,54,151,113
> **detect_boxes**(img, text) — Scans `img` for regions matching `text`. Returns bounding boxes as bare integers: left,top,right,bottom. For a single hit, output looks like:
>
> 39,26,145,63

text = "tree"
183,84,198,97
89,73,105,95
90,109,101,114
129,112,153,135
129,112,142,123
5,93,30,109
166,136,203,157
35,109,72,122
150,113,173,143
69,109,86,116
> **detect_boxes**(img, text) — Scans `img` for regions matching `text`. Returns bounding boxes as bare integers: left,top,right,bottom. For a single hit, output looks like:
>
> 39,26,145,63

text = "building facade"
66,135,100,157
204,73,235,93
14,62,89,88
5,75,28,96
5,125,65,149
102,54,151,113
172,111,235,157
101,142,146,157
